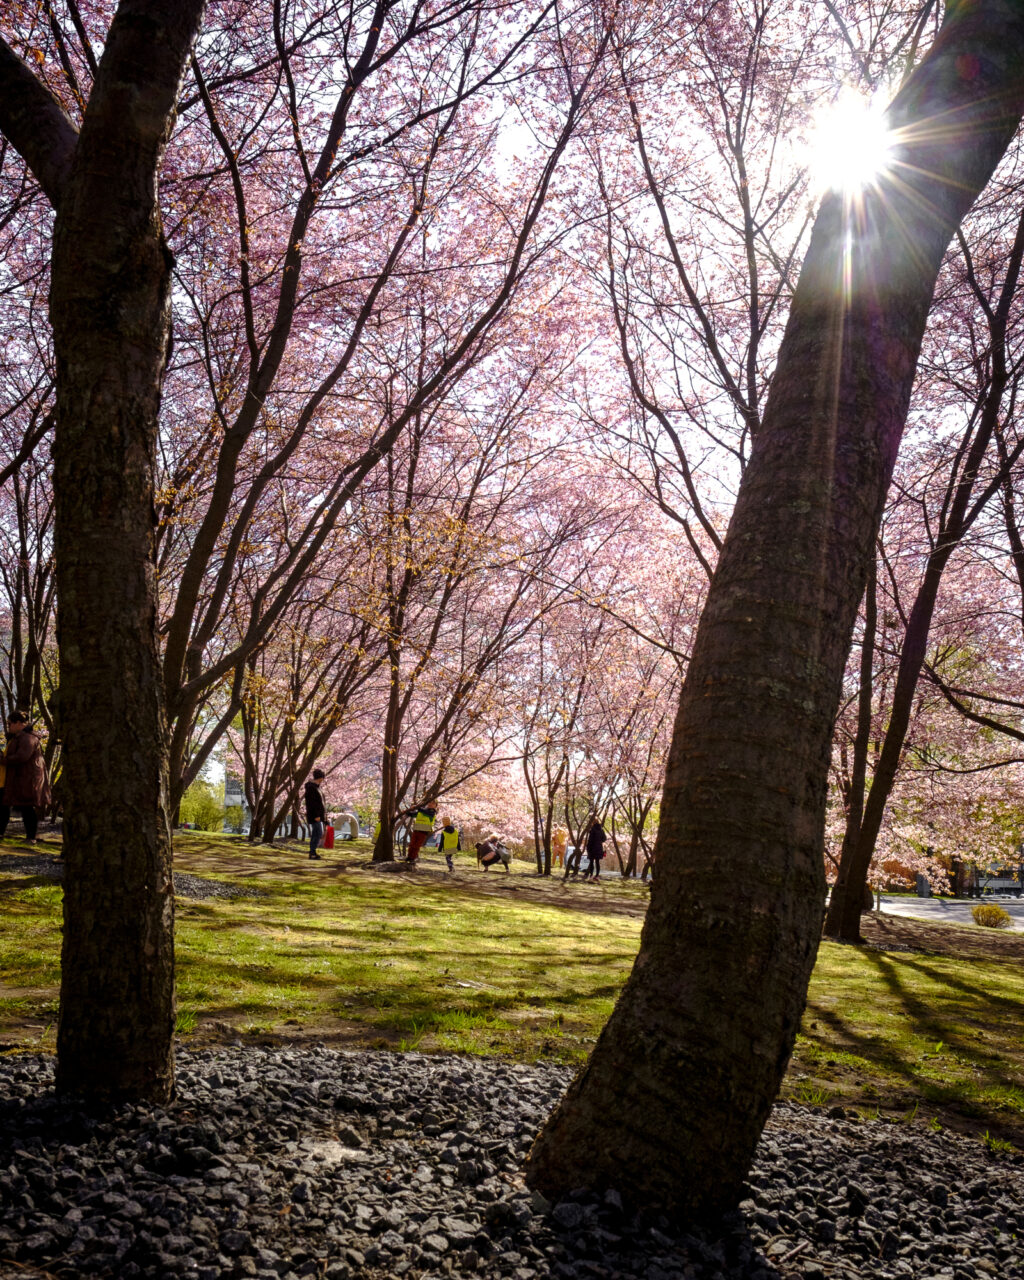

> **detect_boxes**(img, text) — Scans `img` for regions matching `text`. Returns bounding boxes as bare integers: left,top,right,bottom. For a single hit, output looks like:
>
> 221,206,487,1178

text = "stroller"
476,838,512,873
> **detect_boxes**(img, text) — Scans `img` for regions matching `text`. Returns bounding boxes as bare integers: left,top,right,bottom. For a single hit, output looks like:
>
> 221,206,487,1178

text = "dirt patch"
181,1014,389,1054
858,910,1024,964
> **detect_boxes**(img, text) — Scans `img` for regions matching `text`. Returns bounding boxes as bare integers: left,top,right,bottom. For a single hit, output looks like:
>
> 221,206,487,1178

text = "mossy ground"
2,831,1023,1151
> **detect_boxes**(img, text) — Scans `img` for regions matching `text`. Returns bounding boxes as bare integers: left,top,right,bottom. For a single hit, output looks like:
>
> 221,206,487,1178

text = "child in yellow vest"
438,819,460,871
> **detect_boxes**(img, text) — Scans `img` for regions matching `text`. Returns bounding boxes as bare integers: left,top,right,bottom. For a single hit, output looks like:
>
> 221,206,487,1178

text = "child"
438,818,461,871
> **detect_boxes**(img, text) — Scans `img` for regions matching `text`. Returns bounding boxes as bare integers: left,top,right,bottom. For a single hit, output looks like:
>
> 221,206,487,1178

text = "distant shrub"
179,780,225,832
224,803,246,833
971,903,1012,930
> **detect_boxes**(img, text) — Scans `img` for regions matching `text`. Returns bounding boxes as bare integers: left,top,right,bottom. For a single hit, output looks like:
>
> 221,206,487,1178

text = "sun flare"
806,91,895,195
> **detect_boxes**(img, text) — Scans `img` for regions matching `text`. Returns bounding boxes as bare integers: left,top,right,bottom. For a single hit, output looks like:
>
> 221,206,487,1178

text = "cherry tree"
151,0,616,806
0,0,613,1098
234,566,387,843
527,0,1024,1217
825,539,1024,898
520,607,611,874
595,637,677,878
0,455,56,734
570,0,838,583
359,337,597,860
0,0,207,1102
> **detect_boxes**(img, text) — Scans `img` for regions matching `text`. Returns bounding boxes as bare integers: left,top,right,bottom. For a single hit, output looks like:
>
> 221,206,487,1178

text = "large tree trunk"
526,1,1024,1220
53,0,206,1104
0,1,206,1103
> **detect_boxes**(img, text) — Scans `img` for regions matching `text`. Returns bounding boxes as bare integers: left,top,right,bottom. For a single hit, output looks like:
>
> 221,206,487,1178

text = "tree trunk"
823,556,878,937
526,1,1024,1220
167,706,192,812
374,643,402,862
531,806,544,875
625,828,639,878
541,808,554,876
373,809,397,862
38,1,205,1103
827,574,944,939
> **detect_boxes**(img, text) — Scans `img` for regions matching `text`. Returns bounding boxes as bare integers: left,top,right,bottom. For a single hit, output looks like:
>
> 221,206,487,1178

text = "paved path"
877,893,1024,932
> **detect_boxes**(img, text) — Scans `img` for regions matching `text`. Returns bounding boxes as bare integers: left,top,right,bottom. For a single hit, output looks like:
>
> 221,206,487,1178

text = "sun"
806,91,896,196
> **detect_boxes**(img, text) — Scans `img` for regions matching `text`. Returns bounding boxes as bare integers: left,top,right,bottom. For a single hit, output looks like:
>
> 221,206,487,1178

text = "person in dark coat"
0,711,51,844
582,818,606,881
303,768,327,860
475,837,511,873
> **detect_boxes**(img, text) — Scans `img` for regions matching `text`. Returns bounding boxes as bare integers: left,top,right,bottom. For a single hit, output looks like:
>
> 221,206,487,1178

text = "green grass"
169,846,631,1063
2,831,1023,1148
174,1007,197,1034
792,939,1024,1140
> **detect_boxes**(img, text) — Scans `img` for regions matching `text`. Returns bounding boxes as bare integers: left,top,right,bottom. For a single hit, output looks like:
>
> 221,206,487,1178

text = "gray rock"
2,1047,1021,1280
218,1228,253,1255
529,1188,552,1215
441,1216,478,1243
552,1202,585,1231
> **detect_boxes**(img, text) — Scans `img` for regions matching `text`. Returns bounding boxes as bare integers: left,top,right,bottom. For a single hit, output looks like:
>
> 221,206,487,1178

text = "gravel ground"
172,874,265,902
0,855,262,901
0,1048,1021,1279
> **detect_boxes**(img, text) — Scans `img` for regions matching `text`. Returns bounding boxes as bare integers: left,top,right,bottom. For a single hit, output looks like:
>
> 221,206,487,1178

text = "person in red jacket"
0,710,51,844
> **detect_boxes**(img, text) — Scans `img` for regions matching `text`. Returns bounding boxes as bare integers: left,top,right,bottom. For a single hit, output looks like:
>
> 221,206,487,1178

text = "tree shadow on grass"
0,875,61,894
801,948,1024,1138
880,952,1024,1019
173,939,626,1055
176,908,637,974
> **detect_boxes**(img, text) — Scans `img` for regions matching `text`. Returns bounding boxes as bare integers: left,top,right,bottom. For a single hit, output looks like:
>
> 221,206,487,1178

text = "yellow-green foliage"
179,780,225,832
972,903,1013,930
224,804,246,834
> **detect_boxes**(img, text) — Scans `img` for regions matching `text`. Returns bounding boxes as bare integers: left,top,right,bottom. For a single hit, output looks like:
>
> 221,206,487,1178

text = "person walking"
582,817,606,881
0,711,51,844
304,768,327,860
438,818,461,871
402,803,437,865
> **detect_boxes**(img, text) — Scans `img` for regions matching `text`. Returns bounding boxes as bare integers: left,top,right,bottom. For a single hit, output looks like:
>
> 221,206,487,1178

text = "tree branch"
0,34,78,207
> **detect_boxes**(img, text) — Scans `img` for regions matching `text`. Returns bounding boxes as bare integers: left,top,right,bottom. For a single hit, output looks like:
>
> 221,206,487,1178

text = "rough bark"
0,1,206,1103
526,0,1024,1220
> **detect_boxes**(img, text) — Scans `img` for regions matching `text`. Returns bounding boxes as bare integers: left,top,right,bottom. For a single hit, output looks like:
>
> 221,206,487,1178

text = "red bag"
323,824,335,850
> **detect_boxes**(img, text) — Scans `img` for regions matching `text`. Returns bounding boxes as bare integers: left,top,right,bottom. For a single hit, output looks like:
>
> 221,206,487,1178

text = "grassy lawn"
794,938,1024,1147
2,831,1023,1151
